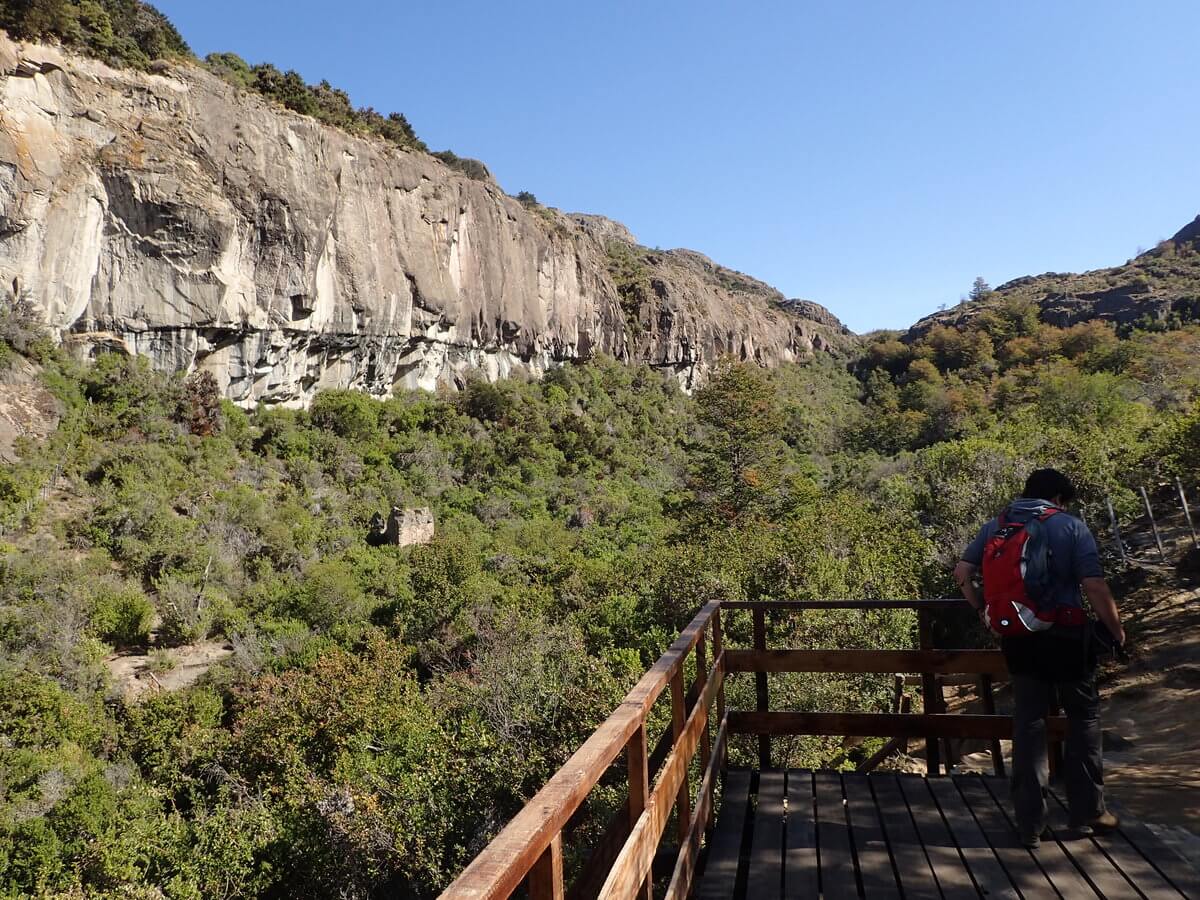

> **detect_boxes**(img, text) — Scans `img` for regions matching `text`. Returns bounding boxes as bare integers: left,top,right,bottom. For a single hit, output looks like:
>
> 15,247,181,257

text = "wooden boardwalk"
697,769,1200,900
440,602,1199,900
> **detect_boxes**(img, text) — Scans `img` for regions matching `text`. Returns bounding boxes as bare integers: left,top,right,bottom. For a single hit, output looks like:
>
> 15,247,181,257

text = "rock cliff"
0,34,851,405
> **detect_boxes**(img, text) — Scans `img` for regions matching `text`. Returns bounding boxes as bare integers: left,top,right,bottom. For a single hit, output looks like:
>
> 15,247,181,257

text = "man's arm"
956,523,991,621
1082,577,1126,646
1071,520,1125,645
954,560,983,611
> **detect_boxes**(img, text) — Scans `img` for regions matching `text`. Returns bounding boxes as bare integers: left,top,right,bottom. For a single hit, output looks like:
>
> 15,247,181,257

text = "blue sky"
155,0,1200,333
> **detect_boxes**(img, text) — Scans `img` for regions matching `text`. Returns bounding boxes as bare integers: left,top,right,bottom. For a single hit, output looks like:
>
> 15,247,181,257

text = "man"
954,468,1125,848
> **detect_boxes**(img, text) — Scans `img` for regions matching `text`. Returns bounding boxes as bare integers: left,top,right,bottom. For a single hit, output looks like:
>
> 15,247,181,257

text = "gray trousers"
1011,673,1105,831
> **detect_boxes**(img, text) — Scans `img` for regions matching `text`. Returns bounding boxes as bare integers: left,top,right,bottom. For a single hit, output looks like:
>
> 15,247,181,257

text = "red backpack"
981,506,1085,636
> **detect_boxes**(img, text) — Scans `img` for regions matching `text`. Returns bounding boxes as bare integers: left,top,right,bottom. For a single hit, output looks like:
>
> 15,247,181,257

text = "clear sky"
154,0,1200,333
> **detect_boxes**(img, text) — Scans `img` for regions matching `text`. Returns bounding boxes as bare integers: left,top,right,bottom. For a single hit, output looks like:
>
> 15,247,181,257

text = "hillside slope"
0,33,850,405
908,217,1200,340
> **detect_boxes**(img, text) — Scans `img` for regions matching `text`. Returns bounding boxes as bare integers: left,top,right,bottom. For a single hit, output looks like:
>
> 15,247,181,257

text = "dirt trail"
1100,577,1200,864
107,640,234,700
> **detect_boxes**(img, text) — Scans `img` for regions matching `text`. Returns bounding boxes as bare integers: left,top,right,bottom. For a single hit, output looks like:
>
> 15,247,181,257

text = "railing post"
529,832,564,900
627,723,652,900
978,674,1005,777
695,634,712,784
1105,495,1128,564
752,608,770,769
1140,485,1167,562
1178,477,1199,549
711,608,727,773
917,607,942,775
670,668,693,845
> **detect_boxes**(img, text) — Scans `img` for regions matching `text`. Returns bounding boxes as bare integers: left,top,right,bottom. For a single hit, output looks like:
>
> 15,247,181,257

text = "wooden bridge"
440,600,1199,899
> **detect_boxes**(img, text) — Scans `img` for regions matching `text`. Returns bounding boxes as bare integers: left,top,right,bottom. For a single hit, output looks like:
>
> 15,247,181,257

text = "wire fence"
1101,476,1198,565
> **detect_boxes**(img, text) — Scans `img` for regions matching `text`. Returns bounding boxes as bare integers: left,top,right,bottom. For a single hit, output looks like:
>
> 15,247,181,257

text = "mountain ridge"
906,215,1200,342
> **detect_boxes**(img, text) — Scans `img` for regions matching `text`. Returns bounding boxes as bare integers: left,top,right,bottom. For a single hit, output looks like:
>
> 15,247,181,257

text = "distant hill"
907,216,1200,340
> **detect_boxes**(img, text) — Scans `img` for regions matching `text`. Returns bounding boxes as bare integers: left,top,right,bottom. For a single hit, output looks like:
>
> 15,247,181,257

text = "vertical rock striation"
0,34,852,405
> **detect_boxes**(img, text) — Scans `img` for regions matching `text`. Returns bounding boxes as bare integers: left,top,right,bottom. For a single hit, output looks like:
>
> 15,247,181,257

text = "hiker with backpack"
953,468,1125,848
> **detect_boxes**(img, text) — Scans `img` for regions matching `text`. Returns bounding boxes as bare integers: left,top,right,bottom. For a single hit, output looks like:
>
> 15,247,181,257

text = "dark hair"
1022,468,1075,503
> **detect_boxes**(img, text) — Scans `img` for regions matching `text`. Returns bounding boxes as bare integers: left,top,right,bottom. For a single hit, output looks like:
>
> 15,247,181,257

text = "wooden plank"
695,769,751,900
753,609,770,769
627,724,652,900
906,673,1008,686
842,774,901,899
721,599,969,610
856,735,907,773
918,609,942,776
1107,799,1200,899
952,775,1058,899
711,611,727,773
648,678,700,780
977,776,1099,898
529,832,564,900
599,663,723,900
1040,790,1146,900
669,670,692,846
978,674,1006,777
783,770,819,900
663,720,727,900
1047,795,1183,900
747,770,786,900
868,775,941,900
724,648,1010,675
728,710,1069,740
896,776,977,899
813,771,859,899
695,635,712,797
566,805,629,900
925,776,1018,900
442,600,721,900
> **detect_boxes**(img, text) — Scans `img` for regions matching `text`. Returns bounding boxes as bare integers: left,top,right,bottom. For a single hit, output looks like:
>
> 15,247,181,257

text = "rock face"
368,507,435,548
0,35,851,405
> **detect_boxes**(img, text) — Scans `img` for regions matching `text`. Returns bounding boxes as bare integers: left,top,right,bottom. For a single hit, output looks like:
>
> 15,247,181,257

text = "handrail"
721,599,967,609
441,600,723,900
440,598,1030,900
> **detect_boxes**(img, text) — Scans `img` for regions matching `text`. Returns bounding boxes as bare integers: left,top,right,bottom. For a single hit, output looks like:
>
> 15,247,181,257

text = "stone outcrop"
368,507,435,548
0,34,851,405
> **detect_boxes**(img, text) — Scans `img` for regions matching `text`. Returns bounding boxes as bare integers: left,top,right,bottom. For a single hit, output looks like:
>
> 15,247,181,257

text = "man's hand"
955,560,998,637
1082,576,1126,646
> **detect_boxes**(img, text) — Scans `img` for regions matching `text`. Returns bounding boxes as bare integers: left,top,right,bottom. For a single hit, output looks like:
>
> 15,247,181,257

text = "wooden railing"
439,599,1065,900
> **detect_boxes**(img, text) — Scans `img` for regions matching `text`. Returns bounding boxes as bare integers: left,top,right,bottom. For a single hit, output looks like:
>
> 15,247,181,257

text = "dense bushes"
432,150,491,181
0,0,190,68
1,295,1197,895
206,54,426,152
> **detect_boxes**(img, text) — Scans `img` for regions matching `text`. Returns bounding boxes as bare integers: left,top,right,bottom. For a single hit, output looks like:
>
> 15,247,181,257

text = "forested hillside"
2,269,1199,894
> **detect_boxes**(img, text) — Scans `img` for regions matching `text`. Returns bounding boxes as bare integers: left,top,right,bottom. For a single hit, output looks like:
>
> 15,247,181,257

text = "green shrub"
154,574,216,645
432,150,491,181
309,389,381,442
0,0,191,69
88,582,153,647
